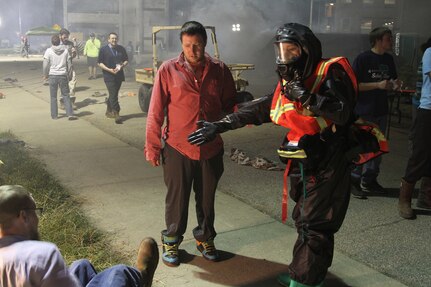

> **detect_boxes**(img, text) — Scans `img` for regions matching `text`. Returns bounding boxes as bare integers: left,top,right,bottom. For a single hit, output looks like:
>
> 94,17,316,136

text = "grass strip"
0,131,129,270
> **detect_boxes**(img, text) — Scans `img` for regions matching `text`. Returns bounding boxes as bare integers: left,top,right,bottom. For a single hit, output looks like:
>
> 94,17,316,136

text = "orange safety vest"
269,57,388,164
270,57,387,223
270,57,357,144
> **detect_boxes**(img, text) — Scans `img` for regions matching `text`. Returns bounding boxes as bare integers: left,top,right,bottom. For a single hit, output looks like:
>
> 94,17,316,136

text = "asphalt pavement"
0,56,430,287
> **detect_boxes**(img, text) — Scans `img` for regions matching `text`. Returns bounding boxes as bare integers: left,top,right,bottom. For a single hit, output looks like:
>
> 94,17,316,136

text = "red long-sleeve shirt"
145,52,236,161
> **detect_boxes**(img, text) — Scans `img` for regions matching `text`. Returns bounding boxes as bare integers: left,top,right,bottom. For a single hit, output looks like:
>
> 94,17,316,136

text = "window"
384,0,396,4
363,0,374,4
325,3,335,17
360,19,372,34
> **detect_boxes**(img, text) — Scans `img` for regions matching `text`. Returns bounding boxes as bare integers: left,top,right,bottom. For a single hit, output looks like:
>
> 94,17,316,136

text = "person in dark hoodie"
43,34,77,120
188,23,384,287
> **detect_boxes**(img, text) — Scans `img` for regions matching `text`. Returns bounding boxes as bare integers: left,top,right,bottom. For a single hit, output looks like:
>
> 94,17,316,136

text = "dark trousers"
288,147,351,285
105,80,122,113
162,143,224,242
404,108,431,182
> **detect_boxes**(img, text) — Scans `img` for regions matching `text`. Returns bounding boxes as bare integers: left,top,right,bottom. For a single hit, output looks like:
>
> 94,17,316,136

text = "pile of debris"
229,148,284,171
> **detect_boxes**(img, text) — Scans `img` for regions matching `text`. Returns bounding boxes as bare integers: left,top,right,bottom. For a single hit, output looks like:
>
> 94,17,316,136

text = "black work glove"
285,71,311,105
188,120,219,146
188,116,237,146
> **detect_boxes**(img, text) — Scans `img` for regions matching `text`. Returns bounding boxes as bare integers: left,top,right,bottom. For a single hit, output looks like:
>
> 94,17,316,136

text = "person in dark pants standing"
98,32,128,124
145,21,237,267
398,39,431,219
350,27,402,198
20,36,29,58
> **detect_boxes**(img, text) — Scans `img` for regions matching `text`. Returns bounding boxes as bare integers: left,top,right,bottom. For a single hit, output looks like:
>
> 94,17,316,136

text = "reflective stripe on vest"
306,56,358,95
310,57,344,93
315,116,329,130
353,119,389,165
270,92,295,124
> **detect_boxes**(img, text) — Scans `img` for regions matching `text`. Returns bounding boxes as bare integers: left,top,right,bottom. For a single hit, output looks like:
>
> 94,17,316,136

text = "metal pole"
136,0,142,45
119,0,123,42
309,0,313,29
18,0,22,35
63,0,68,28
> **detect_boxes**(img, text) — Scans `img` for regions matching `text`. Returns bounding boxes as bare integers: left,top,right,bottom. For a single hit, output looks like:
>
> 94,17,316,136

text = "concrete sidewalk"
0,85,407,286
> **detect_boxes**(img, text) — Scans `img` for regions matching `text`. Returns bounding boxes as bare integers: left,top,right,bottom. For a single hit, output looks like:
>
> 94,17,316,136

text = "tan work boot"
417,177,431,209
398,178,415,219
136,237,159,287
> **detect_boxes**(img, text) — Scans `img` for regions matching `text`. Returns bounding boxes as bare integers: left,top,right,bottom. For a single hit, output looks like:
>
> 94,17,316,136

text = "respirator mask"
274,41,305,81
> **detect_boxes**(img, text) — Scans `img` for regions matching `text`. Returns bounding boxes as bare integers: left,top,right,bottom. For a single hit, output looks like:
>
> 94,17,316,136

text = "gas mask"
274,41,307,81
274,41,302,65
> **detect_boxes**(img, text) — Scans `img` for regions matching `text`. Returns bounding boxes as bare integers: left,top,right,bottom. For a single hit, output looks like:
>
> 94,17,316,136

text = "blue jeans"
351,114,387,184
49,75,74,118
69,259,143,287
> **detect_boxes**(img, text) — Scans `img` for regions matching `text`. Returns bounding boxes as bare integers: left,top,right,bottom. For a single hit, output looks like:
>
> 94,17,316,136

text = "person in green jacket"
83,33,101,80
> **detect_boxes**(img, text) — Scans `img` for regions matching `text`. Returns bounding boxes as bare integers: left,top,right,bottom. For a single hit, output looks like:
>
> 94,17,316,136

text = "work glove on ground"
188,117,235,146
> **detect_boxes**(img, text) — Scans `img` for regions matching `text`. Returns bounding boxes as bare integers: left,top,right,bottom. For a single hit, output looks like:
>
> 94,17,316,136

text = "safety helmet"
274,23,322,79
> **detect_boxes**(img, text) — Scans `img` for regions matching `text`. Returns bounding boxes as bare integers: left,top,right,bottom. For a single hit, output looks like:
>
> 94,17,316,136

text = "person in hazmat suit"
188,23,386,287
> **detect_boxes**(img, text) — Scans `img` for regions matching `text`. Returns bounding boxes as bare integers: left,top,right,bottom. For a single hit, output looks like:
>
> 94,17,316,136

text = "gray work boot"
417,177,431,209
398,178,415,219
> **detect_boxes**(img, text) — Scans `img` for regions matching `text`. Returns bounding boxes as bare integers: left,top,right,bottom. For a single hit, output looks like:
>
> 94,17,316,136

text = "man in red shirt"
145,21,237,267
